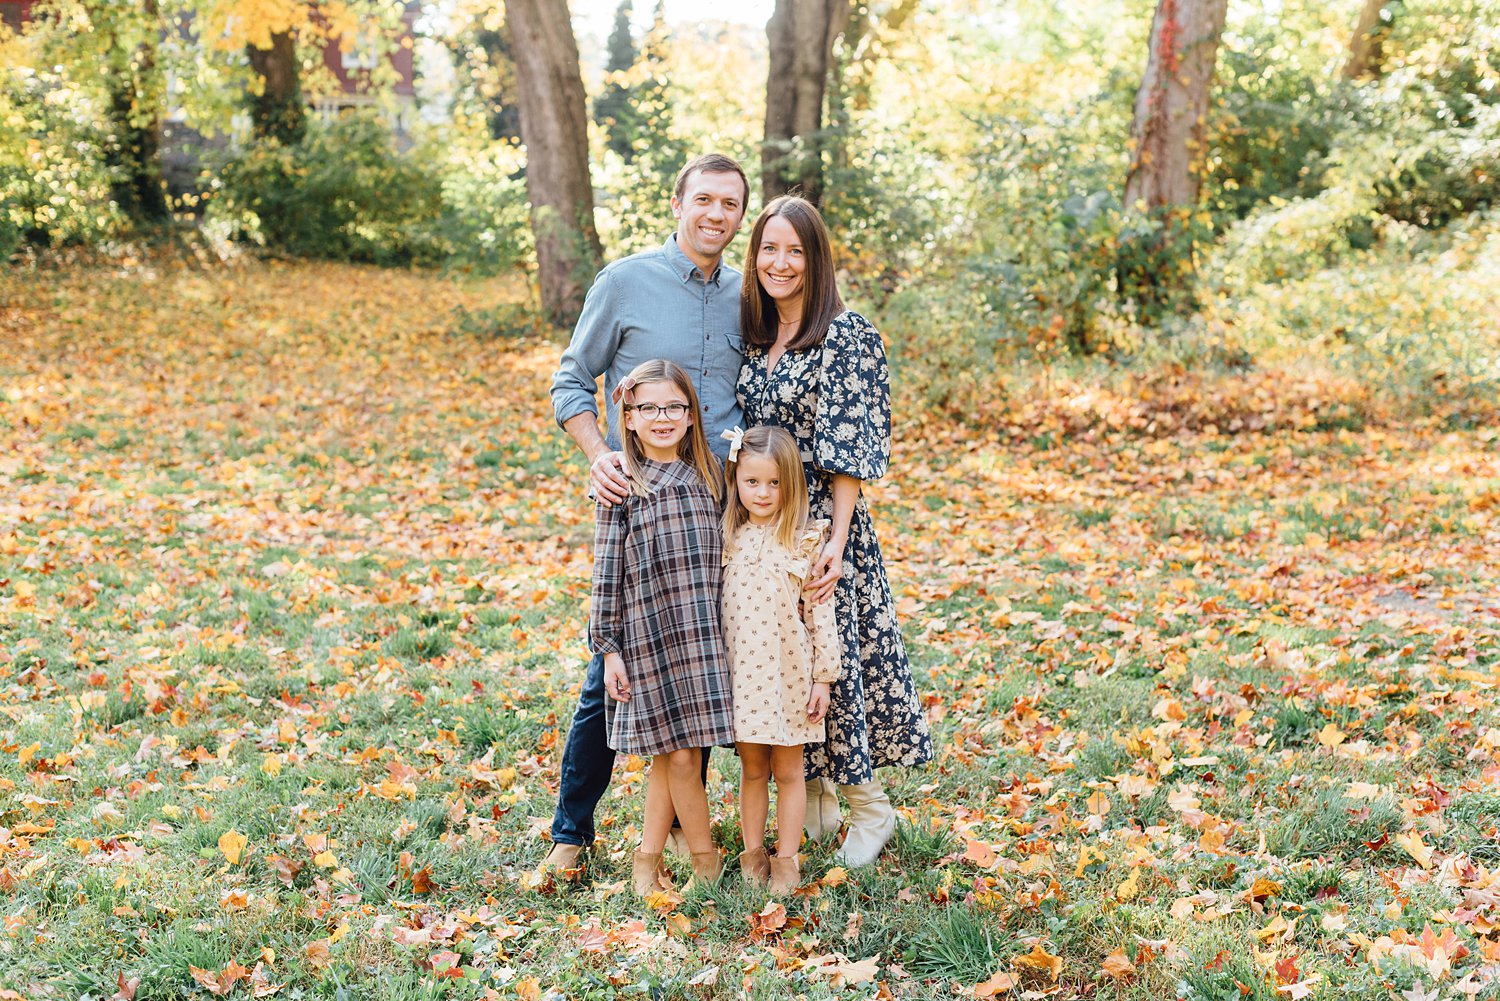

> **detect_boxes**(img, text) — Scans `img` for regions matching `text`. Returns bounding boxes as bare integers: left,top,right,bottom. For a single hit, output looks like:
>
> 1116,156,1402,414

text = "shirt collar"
663,234,722,286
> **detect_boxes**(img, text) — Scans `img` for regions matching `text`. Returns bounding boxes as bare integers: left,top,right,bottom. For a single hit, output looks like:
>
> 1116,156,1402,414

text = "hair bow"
610,376,637,406
720,425,745,462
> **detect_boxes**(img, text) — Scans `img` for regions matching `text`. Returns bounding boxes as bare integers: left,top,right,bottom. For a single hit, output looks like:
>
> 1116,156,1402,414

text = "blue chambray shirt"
550,234,745,460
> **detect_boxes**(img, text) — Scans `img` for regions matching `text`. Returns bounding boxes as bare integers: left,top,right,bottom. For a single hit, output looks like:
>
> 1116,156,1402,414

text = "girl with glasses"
594,359,734,894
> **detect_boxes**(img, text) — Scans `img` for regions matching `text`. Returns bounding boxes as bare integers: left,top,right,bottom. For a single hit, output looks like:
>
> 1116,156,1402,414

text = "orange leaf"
963,839,998,868
974,970,1018,997
217,829,247,866
1012,941,1063,982
748,901,787,941
1100,948,1135,980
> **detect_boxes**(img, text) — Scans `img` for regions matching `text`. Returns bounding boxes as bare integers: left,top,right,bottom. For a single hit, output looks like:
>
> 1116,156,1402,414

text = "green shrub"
206,114,532,271
207,113,444,265
966,106,1132,356
425,141,533,274
0,59,127,257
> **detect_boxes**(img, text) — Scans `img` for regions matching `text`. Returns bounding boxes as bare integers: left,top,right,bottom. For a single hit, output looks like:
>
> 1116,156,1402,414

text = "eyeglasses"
625,403,691,421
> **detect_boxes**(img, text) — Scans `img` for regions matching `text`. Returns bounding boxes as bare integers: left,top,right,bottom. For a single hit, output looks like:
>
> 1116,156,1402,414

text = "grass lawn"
1,258,1498,1000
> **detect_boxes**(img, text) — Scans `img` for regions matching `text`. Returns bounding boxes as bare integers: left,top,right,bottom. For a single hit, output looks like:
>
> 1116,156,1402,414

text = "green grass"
2,259,1497,998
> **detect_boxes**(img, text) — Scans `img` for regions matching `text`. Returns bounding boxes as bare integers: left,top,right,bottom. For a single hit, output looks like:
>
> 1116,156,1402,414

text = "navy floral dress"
738,310,934,785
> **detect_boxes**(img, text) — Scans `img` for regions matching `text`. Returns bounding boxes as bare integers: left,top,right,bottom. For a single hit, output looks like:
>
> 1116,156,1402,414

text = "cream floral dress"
722,519,841,746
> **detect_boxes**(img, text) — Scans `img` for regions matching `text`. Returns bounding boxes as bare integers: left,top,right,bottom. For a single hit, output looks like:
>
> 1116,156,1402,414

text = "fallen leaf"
217,830,247,866
1100,949,1135,980
1012,941,1062,982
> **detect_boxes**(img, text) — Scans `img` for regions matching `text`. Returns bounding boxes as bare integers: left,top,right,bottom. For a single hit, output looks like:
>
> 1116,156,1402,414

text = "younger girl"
719,424,841,894
594,360,734,895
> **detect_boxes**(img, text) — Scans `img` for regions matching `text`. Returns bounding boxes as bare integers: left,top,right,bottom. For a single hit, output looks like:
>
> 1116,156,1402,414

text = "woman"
736,195,933,866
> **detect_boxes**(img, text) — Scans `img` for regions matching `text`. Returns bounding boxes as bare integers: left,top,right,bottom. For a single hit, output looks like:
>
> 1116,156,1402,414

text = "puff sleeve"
811,312,891,482
589,498,628,656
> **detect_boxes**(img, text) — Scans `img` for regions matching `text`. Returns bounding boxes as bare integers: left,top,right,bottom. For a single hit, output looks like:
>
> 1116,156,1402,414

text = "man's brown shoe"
535,842,584,879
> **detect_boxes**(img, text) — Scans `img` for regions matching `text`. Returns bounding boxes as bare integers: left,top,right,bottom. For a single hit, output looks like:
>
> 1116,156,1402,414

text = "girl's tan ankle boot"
631,851,665,896
690,850,723,885
738,845,771,886
768,854,801,895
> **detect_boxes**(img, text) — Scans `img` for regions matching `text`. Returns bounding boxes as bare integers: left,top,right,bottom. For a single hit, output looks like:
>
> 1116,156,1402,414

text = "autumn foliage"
0,257,1496,997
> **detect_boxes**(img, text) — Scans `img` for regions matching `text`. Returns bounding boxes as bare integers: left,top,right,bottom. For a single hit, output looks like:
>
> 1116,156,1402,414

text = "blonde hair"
722,425,809,552
616,359,722,501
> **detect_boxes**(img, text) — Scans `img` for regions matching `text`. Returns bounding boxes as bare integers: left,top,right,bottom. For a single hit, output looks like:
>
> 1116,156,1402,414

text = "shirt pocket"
725,332,745,358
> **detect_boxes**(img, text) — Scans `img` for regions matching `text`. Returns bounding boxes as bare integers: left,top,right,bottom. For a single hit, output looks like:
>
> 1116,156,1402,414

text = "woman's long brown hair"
740,195,845,353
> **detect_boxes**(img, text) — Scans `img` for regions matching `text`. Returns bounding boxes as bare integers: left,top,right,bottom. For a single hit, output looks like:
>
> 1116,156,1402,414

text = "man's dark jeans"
550,652,614,846
549,651,709,847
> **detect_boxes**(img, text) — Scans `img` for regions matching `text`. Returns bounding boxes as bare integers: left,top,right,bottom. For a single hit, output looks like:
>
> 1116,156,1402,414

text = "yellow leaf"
218,829,248,866
261,754,282,777
1250,877,1281,901
1074,845,1106,878
313,850,337,868
1012,941,1063,982
1395,831,1433,869
1317,724,1346,747
17,742,39,766
1116,867,1142,901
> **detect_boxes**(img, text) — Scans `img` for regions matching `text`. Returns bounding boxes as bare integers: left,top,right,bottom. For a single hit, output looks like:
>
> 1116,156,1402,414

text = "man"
540,153,750,874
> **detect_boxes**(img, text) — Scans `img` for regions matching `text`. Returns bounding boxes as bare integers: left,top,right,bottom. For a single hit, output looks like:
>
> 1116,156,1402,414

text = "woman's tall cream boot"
804,776,843,840
834,777,896,867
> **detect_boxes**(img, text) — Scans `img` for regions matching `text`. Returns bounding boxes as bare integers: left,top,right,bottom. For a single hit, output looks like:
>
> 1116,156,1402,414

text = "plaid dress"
591,458,735,757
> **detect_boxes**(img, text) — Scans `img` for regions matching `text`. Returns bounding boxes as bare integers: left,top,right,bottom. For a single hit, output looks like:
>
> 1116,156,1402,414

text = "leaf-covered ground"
1,259,1498,1001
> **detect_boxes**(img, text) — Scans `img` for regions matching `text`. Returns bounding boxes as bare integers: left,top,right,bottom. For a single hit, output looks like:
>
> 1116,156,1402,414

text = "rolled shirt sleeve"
551,268,623,431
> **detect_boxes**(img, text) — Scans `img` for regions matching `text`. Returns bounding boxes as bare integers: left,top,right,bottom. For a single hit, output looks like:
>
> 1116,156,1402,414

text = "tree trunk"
762,0,848,205
1343,0,1392,80
1124,0,1229,214
247,30,304,144
506,0,603,327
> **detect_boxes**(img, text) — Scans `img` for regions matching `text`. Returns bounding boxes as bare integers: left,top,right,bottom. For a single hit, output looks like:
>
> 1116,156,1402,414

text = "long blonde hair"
616,359,722,500
722,425,809,551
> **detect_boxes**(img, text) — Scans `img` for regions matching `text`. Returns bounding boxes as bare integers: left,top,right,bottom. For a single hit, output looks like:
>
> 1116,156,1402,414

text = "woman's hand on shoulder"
603,653,630,702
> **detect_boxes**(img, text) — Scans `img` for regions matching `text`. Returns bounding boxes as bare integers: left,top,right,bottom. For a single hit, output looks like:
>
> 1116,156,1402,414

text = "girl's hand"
804,537,844,605
807,682,831,723
603,653,630,702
